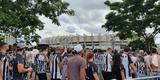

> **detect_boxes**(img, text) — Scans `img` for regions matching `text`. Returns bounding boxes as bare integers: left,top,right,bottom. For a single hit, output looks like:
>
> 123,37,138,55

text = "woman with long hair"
86,52,99,80
112,53,126,80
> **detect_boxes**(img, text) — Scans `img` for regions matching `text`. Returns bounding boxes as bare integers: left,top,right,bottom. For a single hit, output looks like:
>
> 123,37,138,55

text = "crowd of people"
0,42,160,80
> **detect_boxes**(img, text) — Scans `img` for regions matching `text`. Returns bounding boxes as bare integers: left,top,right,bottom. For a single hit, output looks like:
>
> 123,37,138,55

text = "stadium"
40,34,130,50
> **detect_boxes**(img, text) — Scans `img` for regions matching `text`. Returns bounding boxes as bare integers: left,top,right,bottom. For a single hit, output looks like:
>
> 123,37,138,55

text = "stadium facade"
40,34,130,50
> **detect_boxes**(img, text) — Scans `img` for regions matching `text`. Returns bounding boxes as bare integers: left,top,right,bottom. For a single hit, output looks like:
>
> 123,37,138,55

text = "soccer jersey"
50,54,62,79
37,54,47,73
0,52,8,80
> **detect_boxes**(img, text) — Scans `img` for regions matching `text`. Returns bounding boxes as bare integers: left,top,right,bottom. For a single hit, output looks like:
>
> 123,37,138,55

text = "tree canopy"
102,0,160,50
0,0,74,44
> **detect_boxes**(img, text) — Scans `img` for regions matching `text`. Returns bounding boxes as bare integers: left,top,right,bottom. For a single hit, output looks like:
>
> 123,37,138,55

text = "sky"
36,0,160,43
37,0,110,39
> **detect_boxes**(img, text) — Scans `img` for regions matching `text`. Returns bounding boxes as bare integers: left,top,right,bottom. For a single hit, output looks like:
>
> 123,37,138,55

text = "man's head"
17,43,26,55
93,49,98,54
139,50,144,56
40,47,48,55
106,48,112,54
124,46,130,52
146,50,151,55
25,47,29,51
13,43,17,51
0,42,9,52
56,45,65,54
151,48,157,54
74,44,83,55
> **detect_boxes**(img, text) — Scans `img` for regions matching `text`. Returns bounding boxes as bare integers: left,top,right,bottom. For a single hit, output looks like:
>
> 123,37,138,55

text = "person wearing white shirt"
121,47,138,79
102,48,113,80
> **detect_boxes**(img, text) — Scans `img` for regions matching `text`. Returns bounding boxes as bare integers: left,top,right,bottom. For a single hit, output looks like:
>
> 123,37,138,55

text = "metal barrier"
125,76,160,80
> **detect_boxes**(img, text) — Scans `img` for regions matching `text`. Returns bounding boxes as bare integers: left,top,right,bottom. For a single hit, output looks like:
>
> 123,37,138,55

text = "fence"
125,76,160,80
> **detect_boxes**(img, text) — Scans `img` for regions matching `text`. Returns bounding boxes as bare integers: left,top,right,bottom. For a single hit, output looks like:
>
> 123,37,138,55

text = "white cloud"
37,0,110,39
66,26,76,33
37,0,160,44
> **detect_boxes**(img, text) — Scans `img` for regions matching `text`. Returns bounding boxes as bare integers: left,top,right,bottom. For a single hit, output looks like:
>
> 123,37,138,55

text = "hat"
17,43,26,49
74,44,83,53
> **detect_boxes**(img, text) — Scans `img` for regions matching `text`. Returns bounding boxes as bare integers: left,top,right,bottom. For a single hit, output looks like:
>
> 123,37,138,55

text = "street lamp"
111,35,115,50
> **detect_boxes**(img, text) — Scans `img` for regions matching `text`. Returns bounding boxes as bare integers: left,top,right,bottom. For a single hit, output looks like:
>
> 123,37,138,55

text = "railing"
125,76,160,80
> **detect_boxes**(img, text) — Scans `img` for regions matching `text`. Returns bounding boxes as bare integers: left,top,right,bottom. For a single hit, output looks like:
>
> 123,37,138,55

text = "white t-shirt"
37,54,47,73
107,54,112,72
122,53,130,78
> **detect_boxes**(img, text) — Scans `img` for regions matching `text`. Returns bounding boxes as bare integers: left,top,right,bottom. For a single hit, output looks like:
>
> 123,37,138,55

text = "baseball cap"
17,43,26,49
74,44,83,53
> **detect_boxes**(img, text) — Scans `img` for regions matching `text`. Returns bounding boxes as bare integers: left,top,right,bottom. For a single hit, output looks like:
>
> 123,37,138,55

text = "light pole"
111,35,115,50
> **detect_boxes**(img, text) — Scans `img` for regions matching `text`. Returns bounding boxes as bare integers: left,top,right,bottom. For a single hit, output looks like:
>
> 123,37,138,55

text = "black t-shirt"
86,62,98,80
112,64,125,80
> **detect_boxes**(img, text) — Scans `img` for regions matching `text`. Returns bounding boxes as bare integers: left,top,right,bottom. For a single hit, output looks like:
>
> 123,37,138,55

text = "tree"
102,0,160,50
128,39,146,51
0,34,4,43
0,0,74,44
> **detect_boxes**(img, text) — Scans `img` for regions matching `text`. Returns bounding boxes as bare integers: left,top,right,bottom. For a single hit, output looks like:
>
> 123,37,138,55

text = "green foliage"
0,35,4,43
128,39,145,51
0,0,74,44
103,0,160,50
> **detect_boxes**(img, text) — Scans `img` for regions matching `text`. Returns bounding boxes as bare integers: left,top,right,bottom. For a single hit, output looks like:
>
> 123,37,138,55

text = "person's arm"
80,68,86,80
17,56,32,73
80,59,86,80
17,63,32,73
0,54,4,80
148,56,152,72
120,69,125,80
128,55,138,77
130,63,138,77
93,73,99,80
44,54,49,63
58,56,63,70
58,62,64,70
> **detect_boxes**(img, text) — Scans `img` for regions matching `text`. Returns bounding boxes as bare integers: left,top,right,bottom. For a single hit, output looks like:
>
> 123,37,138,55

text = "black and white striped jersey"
0,52,8,80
